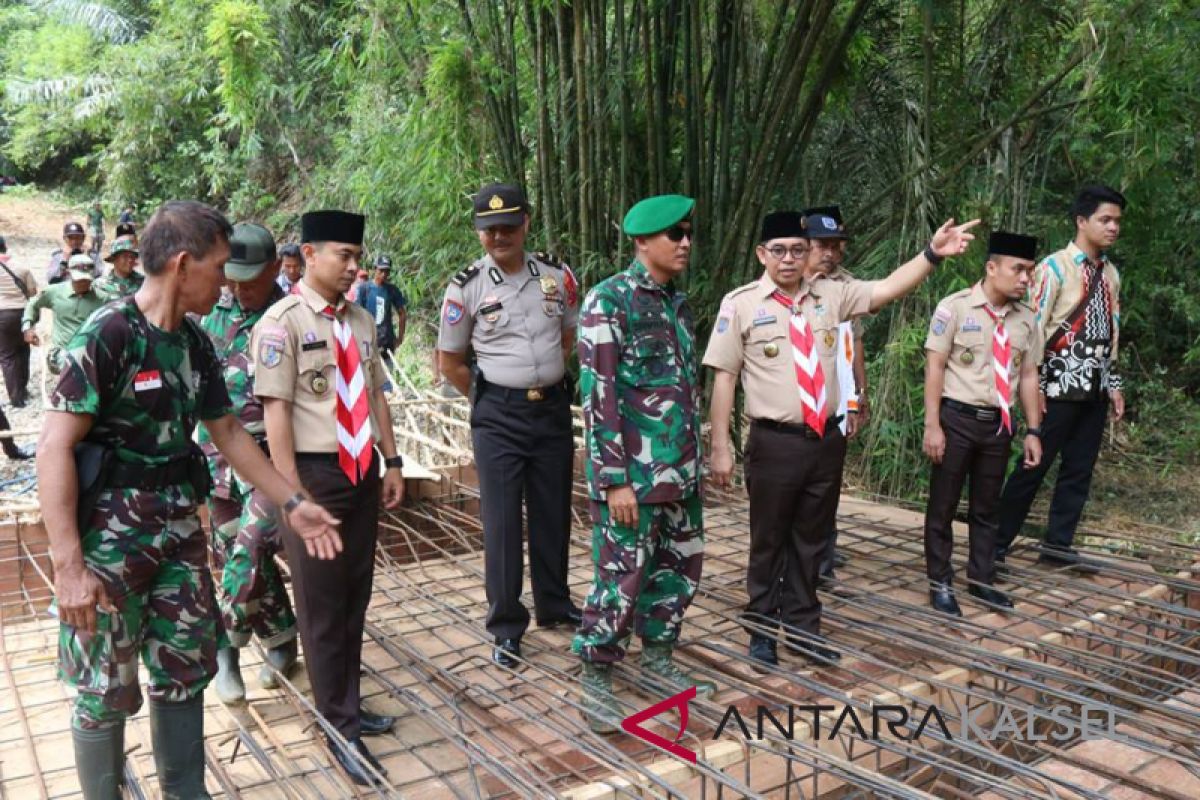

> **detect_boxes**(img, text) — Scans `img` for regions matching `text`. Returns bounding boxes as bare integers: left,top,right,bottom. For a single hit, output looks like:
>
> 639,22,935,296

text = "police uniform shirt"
251,279,388,452
436,252,579,389
702,272,876,424
925,283,1042,408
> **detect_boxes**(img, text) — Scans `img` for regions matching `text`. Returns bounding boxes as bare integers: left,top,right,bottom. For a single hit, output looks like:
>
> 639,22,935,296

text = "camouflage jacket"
93,270,144,301
197,286,284,495
578,260,702,503
50,297,233,467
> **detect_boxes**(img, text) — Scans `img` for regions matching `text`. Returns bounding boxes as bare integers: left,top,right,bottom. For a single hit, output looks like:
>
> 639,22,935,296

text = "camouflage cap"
622,194,695,236
104,237,139,262
225,222,277,281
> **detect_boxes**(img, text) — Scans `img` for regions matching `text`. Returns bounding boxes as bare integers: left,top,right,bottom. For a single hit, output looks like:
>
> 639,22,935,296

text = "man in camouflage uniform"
93,237,144,300
574,194,715,734
198,223,297,704
38,201,339,800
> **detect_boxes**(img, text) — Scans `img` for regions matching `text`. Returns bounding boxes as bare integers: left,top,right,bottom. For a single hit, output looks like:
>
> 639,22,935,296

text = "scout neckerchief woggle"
771,289,827,437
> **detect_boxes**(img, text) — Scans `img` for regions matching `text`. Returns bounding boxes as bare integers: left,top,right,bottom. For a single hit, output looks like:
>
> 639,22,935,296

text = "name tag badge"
301,340,328,352
752,315,777,327
134,369,162,392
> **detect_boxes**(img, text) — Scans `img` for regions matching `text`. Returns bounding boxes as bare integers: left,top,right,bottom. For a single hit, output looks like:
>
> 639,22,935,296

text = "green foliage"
205,0,277,132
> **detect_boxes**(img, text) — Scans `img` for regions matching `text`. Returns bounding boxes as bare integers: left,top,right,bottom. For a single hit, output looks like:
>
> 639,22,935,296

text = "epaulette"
533,250,564,270
452,264,481,287
726,281,759,299
263,295,303,320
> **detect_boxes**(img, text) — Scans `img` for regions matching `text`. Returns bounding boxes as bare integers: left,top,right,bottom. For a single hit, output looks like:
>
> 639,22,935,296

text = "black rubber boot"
149,696,213,799
72,722,125,800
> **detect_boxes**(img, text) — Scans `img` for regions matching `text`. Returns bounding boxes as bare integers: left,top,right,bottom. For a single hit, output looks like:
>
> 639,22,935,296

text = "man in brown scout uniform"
706,210,979,668
253,210,406,787
923,231,1043,616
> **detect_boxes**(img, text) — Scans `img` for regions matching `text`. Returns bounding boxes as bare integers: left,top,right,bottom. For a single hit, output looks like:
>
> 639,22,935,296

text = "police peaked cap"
301,210,365,245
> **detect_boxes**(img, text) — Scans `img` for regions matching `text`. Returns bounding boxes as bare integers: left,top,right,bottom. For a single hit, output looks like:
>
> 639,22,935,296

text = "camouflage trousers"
208,482,296,649
58,487,223,729
574,494,704,664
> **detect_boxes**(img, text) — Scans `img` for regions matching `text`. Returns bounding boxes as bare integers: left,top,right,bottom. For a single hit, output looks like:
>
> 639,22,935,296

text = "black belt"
751,416,843,440
487,381,567,403
296,452,342,463
108,458,191,491
943,398,1000,422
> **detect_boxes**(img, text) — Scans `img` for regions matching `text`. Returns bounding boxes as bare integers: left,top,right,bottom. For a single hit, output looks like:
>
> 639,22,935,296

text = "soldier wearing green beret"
574,194,715,733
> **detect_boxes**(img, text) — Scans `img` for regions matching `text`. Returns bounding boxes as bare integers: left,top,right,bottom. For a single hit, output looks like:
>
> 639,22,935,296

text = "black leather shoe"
3,443,32,460
929,582,963,617
748,634,778,669
968,583,1014,610
329,736,385,786
536,606,583,628
785,637,841,666
492,638,521,668
359,708,395,736
1037,545,1099,574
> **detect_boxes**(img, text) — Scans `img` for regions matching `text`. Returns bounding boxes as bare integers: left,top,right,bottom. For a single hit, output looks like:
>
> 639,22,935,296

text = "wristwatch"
384,455,404,470
1025,427,1043,438
282,492,305,515
923,244,945,265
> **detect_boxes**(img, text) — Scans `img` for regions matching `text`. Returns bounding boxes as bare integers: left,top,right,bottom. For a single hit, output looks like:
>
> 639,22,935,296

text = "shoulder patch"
451,264,481,288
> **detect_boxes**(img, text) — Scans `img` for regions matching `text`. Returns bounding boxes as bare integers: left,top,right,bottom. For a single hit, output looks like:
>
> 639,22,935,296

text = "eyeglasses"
664,225,693,242
765,245,808,260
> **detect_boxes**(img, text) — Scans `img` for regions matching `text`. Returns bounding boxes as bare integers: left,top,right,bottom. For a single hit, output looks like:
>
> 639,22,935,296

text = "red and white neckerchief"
982,303,1013,435
771,289,827,437
323,304,374,483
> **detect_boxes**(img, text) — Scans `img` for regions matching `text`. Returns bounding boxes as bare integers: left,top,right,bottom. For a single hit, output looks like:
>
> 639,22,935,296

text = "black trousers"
924,403,1011,586
0,308,30,406
471,385,575,641
744,422,846,637
997,397,1108,553
284,453,380,739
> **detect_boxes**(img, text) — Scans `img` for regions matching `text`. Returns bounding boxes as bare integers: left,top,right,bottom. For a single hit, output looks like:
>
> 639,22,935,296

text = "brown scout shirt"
702,272,875,424
252,279,388,453
924,283,1042,408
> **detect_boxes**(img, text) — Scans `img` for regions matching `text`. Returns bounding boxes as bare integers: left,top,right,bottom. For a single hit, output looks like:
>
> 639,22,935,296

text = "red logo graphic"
621,686,697,763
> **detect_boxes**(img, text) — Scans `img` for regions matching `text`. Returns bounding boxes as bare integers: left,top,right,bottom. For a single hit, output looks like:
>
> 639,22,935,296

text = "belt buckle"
526,387,544,402
978,409,998,422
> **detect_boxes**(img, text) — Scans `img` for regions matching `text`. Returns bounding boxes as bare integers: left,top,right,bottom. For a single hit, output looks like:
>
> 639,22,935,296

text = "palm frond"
26,0,142,44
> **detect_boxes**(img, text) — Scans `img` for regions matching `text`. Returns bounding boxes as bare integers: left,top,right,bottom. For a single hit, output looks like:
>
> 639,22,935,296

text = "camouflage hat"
225,222,277,281
104,237,139,262
622,195,695,237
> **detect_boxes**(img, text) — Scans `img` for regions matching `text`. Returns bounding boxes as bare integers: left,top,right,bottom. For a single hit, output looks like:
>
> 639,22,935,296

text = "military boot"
258,638,298,690
72,722,125,800
149,696,213,800
580,662,621,734
638,641,717,700
213,647,246,704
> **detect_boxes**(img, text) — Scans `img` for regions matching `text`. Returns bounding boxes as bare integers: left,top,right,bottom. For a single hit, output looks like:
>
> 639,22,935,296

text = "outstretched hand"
930,218,981,259
287,500,342,560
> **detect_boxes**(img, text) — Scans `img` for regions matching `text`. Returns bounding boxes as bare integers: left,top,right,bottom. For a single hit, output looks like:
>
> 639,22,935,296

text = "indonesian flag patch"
134,370,162,392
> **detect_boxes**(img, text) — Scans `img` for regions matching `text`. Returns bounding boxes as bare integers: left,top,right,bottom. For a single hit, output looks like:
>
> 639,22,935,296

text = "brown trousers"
284,452,380,739
924,402,1011,586
744,422,846,637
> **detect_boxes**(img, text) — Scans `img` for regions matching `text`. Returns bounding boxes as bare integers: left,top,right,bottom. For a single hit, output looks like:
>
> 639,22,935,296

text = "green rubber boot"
638,641,716,699
213,647,246,704
149,696,213,800
258,638,298,690
72,722,125,800
580,661,621,735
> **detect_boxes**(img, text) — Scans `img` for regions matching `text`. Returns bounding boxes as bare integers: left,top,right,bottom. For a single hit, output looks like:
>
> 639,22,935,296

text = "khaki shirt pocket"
745,329,788,366
951,330,987,370
296,349,335,400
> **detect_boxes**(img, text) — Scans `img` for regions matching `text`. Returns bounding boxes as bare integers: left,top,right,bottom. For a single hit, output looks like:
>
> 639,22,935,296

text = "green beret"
622,194,695,236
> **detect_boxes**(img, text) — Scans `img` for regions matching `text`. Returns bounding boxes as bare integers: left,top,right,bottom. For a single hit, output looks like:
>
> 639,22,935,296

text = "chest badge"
311,374,329,394
823,331,836,349
763,342,779,358
1014,352,1022,367
961,351,975,365
540,276,558,296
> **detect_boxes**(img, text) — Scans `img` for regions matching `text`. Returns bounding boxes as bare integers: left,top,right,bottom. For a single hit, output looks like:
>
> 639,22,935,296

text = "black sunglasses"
664,224,694,242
